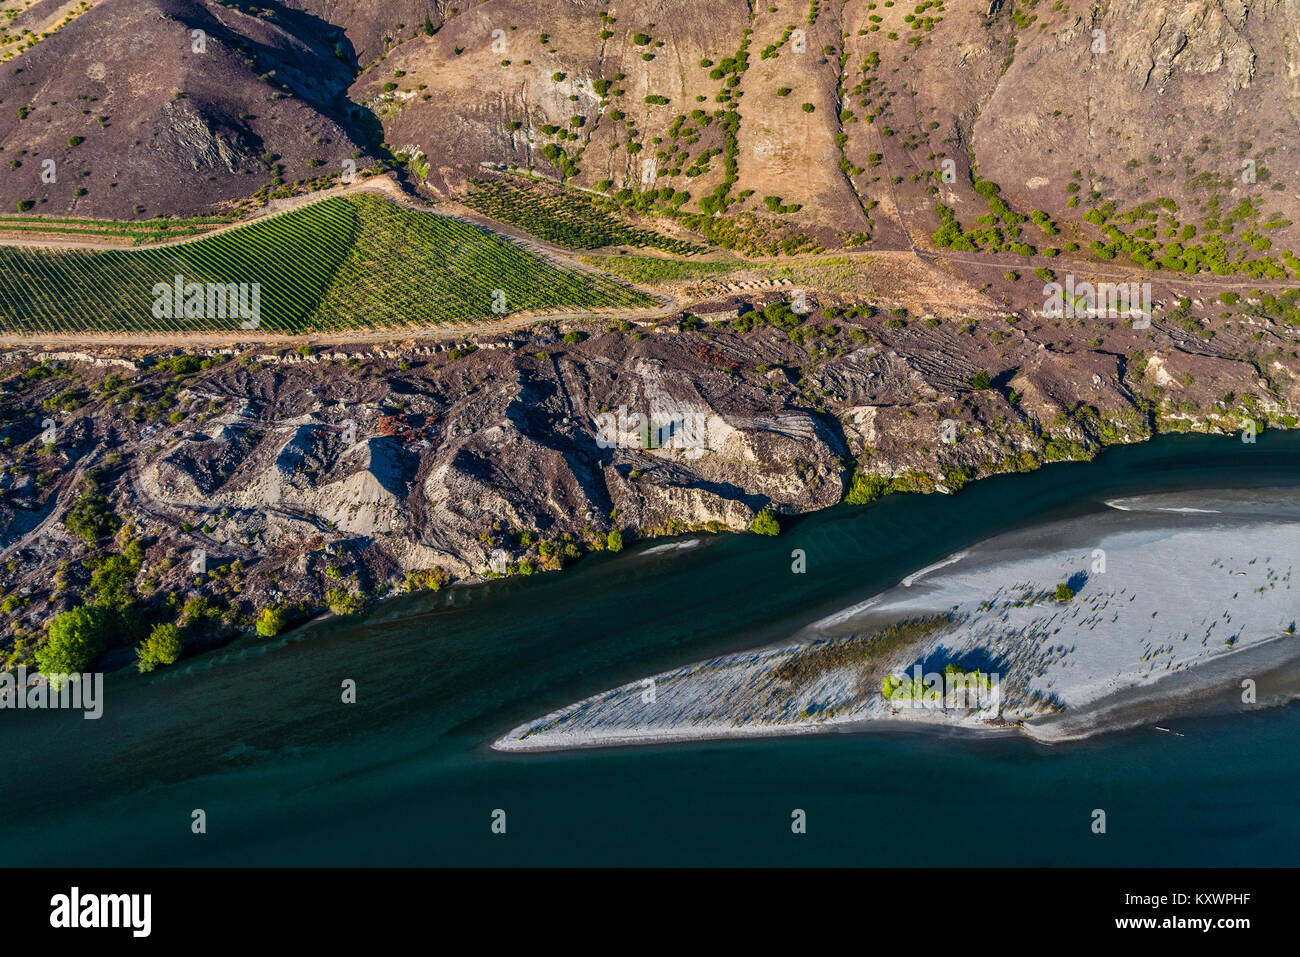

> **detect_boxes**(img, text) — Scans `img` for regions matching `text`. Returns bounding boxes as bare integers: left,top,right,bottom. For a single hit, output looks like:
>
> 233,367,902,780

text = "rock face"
0,326,859,649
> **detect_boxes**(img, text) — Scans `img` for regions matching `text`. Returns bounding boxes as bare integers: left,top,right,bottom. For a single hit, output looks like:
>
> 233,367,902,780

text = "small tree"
846,472,889,505
1055,583,1074,602
606,529,624,552
404,568,451,593
256,605,288,638
327,589,362,616
971,370,993,390
136,623,182,673
750,507,780,536
36,606,110,676
63,485,121,543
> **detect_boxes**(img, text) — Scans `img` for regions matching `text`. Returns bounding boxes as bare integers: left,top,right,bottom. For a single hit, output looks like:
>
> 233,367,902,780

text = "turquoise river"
1,432,1298,865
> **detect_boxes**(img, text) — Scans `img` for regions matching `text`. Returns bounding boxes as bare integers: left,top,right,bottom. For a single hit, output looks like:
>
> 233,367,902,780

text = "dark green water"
2,432,1299,866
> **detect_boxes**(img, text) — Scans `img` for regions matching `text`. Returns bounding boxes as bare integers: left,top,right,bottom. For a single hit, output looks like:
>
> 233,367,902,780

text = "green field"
0,193,656,334
0,214,232,244
463,178,705,255
577,254,745,284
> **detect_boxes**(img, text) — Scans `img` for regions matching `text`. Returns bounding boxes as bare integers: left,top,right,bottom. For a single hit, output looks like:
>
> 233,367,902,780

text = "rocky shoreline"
0,290,1294,675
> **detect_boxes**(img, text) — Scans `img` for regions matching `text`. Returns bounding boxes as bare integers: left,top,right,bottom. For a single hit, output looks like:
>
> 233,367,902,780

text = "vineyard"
309,194,654,329
463,178,704,255
577,255,745,285
0,193,656,335
0,214,233,244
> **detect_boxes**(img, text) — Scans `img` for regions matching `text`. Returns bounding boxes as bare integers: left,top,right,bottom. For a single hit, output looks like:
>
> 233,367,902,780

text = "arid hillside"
0,0,373,219
1,0,1296,269
354,0,1300,266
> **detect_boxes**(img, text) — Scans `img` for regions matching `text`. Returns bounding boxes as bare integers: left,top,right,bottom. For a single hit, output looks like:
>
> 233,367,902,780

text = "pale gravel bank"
494,489,1300,751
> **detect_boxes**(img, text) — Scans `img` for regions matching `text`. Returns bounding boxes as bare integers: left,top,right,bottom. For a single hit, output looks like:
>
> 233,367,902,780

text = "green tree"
327,589,363,616
63,487,120,543
970,370,993,390
88,541,143,611
182,595,218,625
404,567,451,593
1055,583,1074,602
255,605,288,638
136,623,182,673
35,606,110,676
750,507,780,536
845,472,889,505
606,529,624,552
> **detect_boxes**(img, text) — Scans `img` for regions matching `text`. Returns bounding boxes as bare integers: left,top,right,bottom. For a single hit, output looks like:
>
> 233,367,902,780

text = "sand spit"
494,490,1300,751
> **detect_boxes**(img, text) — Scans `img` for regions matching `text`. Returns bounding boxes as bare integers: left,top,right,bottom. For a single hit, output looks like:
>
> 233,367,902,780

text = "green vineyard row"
0,194,655,334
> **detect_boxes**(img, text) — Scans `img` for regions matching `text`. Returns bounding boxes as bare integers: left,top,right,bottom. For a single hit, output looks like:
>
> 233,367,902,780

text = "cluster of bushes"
844,469,940,506
930,181,1045,257
63,478,120,544
729,299,807,334
403,567,451,593
882,662,994,704
762,195,802,215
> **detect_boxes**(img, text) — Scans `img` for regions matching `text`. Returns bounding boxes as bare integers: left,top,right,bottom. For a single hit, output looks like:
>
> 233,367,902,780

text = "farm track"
0,300,682,349
0,177,414,252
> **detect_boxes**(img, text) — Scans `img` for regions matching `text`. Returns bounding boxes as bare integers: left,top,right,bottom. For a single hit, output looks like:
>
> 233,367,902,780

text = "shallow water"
2,432,1299,865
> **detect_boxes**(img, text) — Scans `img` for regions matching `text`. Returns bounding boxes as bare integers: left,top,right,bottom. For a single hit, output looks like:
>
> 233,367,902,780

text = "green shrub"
64,487,121,543
136,623,182,672
404,568,451,593
327,589,363,616
845,472,889,505
36,606,111,677
749,507,780,535
255,605,288,637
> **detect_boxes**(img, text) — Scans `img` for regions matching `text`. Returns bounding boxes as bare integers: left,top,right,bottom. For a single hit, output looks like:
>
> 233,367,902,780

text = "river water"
2,432,1298,865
